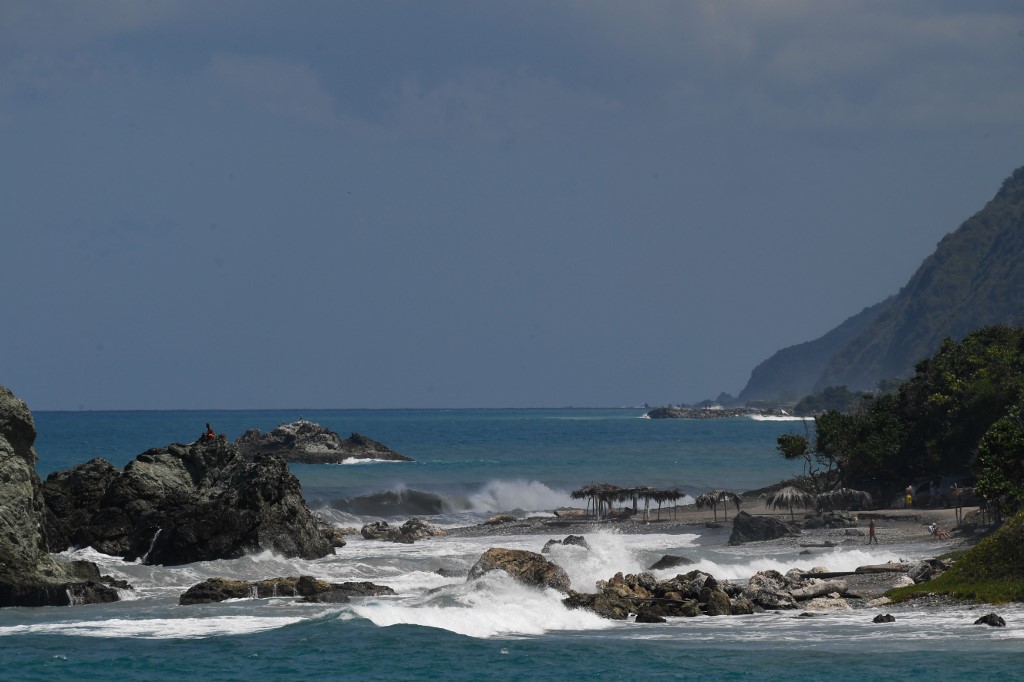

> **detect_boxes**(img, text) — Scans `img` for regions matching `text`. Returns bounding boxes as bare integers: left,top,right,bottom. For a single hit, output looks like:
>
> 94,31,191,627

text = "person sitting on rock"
200,423,216,442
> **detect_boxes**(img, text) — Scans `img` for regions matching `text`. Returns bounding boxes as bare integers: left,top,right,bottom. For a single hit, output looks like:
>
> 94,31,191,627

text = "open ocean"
4,408,1022,680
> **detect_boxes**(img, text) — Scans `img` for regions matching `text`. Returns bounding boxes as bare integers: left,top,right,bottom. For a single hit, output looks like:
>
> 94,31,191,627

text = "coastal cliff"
0,385,122,606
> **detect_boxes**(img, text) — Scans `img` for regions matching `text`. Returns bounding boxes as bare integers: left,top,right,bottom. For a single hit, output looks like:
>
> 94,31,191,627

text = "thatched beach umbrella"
652,488,683,520
696,489,741,522
765,485,815,521
817,487,873,512
570,483,624,519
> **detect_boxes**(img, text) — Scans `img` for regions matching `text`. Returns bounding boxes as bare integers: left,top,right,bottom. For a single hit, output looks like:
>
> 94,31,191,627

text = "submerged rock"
0,385,126,607
179,575,395,605
235,420,412,464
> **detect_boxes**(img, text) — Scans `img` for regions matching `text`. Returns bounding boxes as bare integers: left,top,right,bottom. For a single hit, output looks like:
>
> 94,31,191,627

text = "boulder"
484,514,517,526
467,548,571,592
0,385,125,606
648,555,694,571
729,511,799,545
42,437,332,565
741,570,798,610
235,421,412,463
179,575,395,605
974,613,1006,627
907,561,934,584
873,613,896,623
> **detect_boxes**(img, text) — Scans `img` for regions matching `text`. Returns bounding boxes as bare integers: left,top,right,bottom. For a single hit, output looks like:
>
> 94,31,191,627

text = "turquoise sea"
5,409,1023,680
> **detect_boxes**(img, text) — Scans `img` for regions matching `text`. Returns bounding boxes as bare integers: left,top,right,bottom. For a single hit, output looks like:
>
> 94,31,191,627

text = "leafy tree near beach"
784,326,1024,510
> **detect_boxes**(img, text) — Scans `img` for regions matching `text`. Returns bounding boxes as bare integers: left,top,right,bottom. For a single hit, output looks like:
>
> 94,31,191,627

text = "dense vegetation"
779,326,1024,510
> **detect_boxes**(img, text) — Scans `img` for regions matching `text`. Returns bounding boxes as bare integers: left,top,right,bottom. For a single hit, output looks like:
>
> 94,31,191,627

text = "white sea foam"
747,415,811,422
0,614,311,639
351,572,613,638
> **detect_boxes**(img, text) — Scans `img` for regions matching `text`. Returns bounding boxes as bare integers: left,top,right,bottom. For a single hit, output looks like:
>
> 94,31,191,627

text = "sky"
2,1,1024,411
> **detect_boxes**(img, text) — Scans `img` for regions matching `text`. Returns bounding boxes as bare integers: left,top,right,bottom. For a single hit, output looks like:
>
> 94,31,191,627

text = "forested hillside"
739,164,1024,401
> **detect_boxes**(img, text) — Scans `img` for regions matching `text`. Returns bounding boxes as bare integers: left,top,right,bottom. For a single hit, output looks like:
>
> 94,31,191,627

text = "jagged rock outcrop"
467,548,571,592
0,385,125,606
729,511,800,545
179,575,395,605
359,518,448,544
42,436,333,565
235,420,412,464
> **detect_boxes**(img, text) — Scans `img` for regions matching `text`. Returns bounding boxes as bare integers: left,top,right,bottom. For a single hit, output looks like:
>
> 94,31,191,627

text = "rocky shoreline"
644,406,794,419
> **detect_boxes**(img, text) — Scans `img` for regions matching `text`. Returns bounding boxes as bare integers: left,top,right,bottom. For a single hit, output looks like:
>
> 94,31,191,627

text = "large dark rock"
468,548,571,592
729,511,799,545
179,575,395,605
0,385,125,607
42,436,333,565
235,420,412,464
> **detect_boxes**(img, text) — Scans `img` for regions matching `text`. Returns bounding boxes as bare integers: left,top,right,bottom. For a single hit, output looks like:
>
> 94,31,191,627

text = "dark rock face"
974,613,1006,627
468,548,571,592
42,437,333,565
179,575,395,605
360,518,448,543
235,420,412,464
729,511,799,545
0,385,125,607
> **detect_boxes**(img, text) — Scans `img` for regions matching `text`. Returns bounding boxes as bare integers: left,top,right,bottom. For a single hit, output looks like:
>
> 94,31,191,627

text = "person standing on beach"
905,484,913,509
867,518,878,544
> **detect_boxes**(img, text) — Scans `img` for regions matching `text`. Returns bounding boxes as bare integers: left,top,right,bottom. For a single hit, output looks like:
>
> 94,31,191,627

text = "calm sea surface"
5,409,1021,680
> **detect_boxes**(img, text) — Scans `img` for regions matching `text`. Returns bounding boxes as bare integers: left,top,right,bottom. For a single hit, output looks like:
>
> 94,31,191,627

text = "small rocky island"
235,420,412,464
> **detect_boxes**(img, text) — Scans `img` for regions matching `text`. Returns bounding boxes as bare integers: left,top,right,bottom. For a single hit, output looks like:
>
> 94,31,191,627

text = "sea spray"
467,479,573,514
350,571,613,639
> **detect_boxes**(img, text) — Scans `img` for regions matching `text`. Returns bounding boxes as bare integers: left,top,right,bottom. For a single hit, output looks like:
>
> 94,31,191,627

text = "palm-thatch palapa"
695,489,741,522
816,488,873,512
764,485,816,521
570,483,624,519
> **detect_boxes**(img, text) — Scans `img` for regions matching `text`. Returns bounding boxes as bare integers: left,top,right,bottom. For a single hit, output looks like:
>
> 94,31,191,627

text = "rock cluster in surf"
42,436,335,565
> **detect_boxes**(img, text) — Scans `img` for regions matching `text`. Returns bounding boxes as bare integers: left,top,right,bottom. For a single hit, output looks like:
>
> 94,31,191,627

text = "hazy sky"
3,1,1024,410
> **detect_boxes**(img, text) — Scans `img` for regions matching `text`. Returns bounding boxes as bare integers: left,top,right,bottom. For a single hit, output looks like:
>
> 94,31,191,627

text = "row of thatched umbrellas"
569,484,685,520
570,483,874,521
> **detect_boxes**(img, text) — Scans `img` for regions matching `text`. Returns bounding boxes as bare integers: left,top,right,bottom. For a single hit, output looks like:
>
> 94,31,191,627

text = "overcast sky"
3,1,1023,410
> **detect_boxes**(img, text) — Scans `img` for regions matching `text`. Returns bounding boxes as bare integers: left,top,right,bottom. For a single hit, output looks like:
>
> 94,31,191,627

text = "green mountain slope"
736,300,889,403
739,164,1024,401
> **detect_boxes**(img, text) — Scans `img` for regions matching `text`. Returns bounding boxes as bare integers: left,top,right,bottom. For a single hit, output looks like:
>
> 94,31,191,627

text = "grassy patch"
887,511,1024,604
